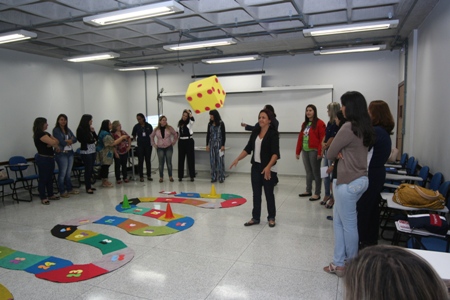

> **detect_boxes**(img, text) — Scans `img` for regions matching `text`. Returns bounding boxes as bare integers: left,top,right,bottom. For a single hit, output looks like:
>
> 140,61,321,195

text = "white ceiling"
0,0,440,68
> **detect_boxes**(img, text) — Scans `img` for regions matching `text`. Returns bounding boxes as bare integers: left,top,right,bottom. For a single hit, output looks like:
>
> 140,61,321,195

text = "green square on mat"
130,226,178,236
122,207,152,215
78,234,127,255
0,246,16,259
0,251,50,270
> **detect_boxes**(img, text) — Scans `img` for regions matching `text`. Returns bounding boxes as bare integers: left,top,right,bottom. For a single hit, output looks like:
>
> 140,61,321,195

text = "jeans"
136,144,152,178
323,153,333,197
302,150,322,195
81,152,96,190
55,152,74,194
157,146,173,178
250,163,277,221
332,177,369,267
35,154,55,200
114,153,128,180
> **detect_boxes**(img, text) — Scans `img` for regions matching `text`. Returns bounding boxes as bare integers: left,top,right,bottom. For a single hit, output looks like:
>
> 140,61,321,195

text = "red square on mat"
36,263,107,283
220,198,246,208
154,197,186,203
143,209,165,219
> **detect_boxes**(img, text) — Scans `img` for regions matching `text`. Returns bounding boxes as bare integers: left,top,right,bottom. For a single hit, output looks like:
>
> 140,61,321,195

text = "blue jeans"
55,152,74,194
332,176,368,267
35,154,55,200
157,146,173,178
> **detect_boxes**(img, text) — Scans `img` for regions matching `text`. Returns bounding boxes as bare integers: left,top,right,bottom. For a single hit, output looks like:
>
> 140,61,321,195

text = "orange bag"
393,184,445,209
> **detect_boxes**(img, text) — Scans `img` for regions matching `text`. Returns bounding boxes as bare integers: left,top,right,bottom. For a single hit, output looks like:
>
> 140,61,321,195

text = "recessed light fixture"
314,45,387,55
83,0,184,26
202,55,261,64
303,20,399,37
115,65,161,71
63,52,120,62
163,38,237,51
0,30,37,44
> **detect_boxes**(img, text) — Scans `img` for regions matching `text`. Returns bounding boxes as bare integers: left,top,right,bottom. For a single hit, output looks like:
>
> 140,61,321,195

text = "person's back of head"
344,245,448,300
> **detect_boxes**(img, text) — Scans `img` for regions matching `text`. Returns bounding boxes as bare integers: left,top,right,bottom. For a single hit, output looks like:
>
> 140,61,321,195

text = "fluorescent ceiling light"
202,55,261,64
0,30,37,44
303,20,399,37
163,38,237,51
63,52,120,62
83,1,184,26
314,45,387,55
115,65,161,71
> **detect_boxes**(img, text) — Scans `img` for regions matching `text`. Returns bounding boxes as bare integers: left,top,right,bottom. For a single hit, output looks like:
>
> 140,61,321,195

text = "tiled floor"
0,172,344,300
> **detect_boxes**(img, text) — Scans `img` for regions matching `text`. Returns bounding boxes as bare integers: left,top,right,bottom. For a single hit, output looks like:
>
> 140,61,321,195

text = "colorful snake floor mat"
0,188,246,285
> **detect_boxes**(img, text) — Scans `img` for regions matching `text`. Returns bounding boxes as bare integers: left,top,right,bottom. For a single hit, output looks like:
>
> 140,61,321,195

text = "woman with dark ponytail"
323,91,374,277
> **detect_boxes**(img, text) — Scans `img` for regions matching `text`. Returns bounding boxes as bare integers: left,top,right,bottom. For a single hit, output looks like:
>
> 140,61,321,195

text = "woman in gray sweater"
323,91,374,277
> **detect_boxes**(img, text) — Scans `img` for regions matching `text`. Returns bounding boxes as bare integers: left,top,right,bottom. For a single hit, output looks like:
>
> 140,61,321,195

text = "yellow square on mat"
158,213,185,222
66,229,99,242
138,197,157,202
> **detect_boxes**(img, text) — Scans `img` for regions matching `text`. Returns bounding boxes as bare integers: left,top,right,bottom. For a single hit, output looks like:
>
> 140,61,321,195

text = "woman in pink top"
150,116,178,182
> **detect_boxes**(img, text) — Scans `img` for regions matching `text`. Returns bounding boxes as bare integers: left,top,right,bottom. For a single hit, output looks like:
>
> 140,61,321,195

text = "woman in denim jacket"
53,114,78,198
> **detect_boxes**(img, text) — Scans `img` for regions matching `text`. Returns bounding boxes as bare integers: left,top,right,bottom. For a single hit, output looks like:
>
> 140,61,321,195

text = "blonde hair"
344,245,448,300
111,120,121,133
155,115,173,131
327,102,341,123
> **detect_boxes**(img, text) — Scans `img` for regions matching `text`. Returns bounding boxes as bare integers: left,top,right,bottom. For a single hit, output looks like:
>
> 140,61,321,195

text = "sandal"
41,199,50,205
124,179,129,183
299,192,312,197
48,195,60,200
268,219,276,228
140,177,144,182
116,180,122,184
244,219,260,226
320,195,331,205
326,197,334,209
159,178,163,183
169,177,174,182
86,189,94,194
323,263,345,277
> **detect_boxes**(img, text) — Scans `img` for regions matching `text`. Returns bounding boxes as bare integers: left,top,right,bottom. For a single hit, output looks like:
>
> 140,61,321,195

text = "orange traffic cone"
165,203,174,219
121,194,131,209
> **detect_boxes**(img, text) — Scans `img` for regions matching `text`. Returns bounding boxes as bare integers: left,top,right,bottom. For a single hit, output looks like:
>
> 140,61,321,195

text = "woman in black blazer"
230,109,280,227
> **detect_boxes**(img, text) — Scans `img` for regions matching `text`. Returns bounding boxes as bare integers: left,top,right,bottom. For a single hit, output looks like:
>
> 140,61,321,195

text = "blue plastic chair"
417,166,429,187
399,153,408,168
7,156,39,202
0,167,16,204
429,172,443,191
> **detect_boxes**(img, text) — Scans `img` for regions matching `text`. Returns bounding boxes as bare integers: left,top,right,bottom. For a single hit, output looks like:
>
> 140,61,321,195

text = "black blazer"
244,127,280,169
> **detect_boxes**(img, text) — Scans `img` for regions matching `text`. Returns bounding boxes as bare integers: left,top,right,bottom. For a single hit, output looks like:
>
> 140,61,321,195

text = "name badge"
142,132,146,137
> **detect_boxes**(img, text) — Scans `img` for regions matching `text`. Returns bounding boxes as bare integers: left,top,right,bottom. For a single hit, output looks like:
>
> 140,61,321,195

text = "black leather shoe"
309,196,321,201
299,193,312,197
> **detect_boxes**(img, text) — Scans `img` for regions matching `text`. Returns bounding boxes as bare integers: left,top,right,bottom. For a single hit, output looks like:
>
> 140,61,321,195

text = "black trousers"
114,153,128,180
178,138,195,179
250,163,277,221
357,167,386,245
136,144,152,178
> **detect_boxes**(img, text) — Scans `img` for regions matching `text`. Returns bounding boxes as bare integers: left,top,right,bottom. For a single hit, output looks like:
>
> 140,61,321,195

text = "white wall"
404,0,450,179
0,46,400,176
0,49,138,162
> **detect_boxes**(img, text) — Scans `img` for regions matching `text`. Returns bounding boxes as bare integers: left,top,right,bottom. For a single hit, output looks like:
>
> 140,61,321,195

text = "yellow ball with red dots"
185,75,226,114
